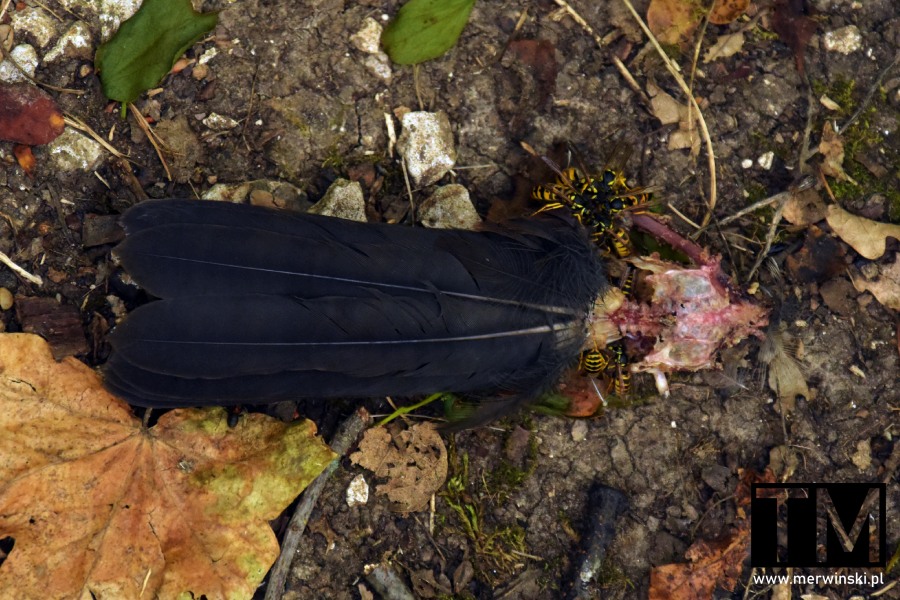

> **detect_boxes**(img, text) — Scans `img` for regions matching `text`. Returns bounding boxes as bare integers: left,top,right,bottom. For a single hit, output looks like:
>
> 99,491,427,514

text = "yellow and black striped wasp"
522,141,656,258
578,269,635,397
522,142,655,398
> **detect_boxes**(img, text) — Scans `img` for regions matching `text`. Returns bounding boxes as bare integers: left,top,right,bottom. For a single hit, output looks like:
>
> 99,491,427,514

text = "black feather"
106,199,606,427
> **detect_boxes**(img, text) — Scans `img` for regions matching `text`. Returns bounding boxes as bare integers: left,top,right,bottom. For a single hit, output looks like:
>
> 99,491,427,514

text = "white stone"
44,22,93,62
47,129,105,172
823,25,862,54
397,111,456,187
10,7,58,48
0,44,38,82
346,474,369,507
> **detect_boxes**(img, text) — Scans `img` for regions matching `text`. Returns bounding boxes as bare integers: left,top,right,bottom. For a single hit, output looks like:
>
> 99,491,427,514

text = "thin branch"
264,408,372,600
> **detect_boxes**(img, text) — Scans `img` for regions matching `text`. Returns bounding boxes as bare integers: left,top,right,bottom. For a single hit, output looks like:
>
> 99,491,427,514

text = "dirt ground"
2,0,899,598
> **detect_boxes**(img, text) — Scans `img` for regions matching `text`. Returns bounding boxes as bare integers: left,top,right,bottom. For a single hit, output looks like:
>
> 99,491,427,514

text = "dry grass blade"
620,0,717,226
0,250,42,285
63,114,129,159
128,102,172,181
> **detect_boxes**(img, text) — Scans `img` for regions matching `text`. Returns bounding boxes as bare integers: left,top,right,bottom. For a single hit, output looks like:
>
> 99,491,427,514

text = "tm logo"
751,483,886,567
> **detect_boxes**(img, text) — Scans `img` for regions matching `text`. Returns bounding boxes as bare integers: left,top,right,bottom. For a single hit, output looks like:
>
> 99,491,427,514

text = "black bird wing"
106,199,606,422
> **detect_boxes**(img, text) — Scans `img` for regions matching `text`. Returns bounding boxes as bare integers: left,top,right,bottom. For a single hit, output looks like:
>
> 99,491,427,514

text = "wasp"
522,142,652,397
522,142,656,258
578,269,636,396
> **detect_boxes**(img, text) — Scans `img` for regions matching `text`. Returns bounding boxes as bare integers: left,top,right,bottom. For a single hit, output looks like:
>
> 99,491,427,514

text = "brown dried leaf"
851,255,900,310
508,39,558,108
647,0,701,47
0,82,65,145
781,188,827,225
765,330,810,412
702,32,746,63
646,82,701,155
818,122,854,182
826,204,900,260
785,225,846,283
0,333,335,599
709,0,750,24
648,470,772,599
351,422,447,512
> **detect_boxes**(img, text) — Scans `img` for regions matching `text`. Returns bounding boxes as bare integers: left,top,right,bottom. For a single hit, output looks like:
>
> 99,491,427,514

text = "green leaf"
95,0,218,104
381,0,476,65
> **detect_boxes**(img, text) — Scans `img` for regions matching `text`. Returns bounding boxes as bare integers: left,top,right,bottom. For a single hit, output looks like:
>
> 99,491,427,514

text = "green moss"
440,446,531,586
595,556,634,590
813,77,900,223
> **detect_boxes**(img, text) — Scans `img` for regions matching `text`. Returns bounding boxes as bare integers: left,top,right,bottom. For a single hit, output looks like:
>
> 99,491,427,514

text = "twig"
0,250,42,285
264,408,372,600
694,175,815,235
619,0,718,226
838,50,900,133
666,202,701,230
611,56,651,106
552,0,600,44
493,8,528,64
128,103,172,181
745,196,787,284
63,114,129,159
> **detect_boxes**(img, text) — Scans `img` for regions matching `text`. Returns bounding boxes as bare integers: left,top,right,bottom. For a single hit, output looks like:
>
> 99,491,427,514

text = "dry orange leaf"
647,0,702,46
709,0,750,25
826,204,900,260
12,144,35,176
0,333,336,599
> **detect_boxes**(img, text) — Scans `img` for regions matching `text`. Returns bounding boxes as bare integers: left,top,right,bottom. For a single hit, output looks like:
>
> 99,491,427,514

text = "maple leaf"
0,333,336,599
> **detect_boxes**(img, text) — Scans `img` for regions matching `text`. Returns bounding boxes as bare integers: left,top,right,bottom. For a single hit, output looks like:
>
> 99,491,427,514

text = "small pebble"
396,111,456,187
418,184,480,230
0,287,13,311
571,420,588,442
309,179,366,222
823,25,862,54
346,474,369,507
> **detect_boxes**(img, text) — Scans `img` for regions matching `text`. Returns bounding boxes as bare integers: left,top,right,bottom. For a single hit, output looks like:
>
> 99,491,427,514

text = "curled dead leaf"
702,32,745,63
709,0,750,24
826,204,900,260
818,122,855,183
0,333,335,599
851,255,900,310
